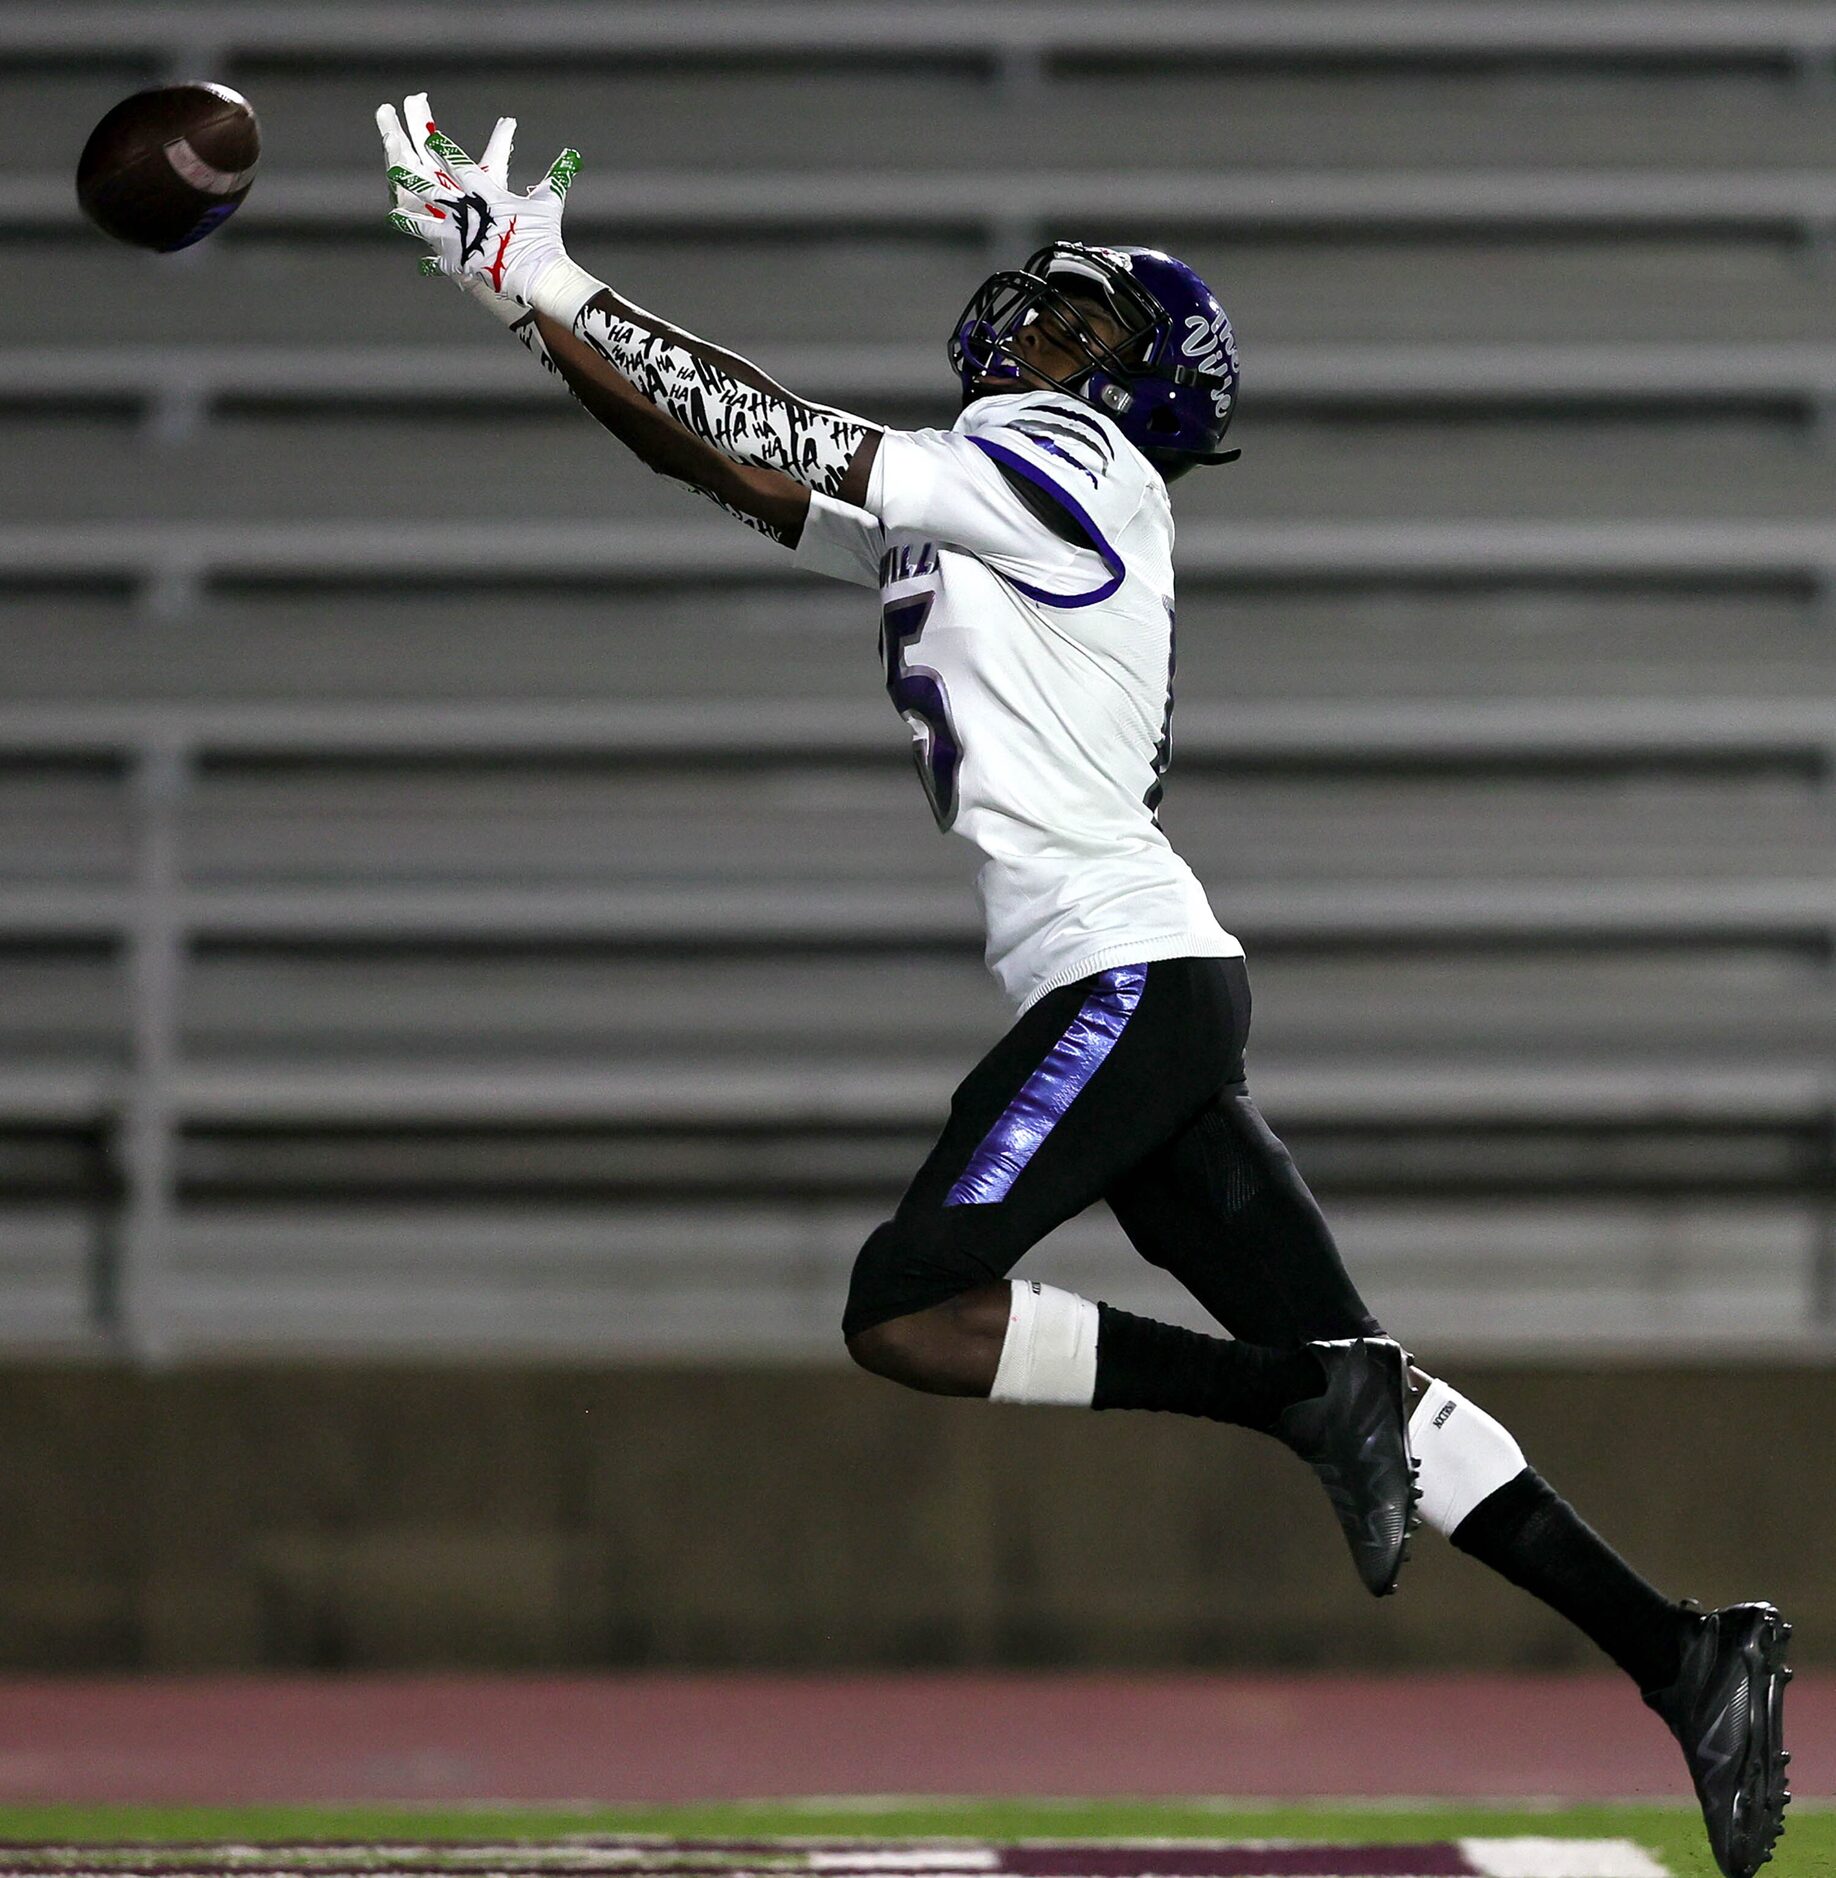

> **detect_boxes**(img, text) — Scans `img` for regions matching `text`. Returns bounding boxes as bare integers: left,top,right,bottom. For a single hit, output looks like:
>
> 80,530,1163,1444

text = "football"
76,81,260,252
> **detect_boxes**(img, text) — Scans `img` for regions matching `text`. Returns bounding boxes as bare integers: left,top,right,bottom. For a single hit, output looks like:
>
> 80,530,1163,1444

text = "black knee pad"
842,1210,1006,1340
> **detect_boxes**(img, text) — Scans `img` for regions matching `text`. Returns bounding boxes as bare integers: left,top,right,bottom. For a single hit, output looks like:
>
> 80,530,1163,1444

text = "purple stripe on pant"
944,965,1147,1206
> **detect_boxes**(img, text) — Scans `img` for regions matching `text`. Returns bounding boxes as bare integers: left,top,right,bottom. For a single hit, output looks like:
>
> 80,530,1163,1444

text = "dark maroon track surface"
0,1673,1828,1805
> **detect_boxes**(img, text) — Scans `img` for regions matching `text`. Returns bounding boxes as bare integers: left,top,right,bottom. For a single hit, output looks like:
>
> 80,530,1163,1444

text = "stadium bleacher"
7,2,1836,1360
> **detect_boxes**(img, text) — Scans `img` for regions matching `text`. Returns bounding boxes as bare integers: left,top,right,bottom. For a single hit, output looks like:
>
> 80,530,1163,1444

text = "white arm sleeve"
547,277,876,500
867,394,1147,604
793,489,885,588
504,296,866,542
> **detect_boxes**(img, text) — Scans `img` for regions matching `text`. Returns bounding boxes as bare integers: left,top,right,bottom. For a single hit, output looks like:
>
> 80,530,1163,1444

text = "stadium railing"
10,344,1836,438
15,0,1836,1359
3,696,1830,762
9,1062,1836,1360
24,170,1836,245
10,519,1836,619
15,879,1836,946
1,703,1832,1359
14,4,1836,72
18,1195,1824,1360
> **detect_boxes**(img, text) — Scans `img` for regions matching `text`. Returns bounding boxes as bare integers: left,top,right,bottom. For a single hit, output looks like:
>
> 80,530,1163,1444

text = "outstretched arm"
380,100,881,543
530,297,881,544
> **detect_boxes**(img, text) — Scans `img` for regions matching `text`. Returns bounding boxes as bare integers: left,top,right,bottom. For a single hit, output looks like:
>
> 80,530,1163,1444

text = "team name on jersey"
880,542,940,586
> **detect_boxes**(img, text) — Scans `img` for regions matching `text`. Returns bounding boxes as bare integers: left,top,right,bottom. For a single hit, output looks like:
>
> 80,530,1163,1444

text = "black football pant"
843,954,1381,1345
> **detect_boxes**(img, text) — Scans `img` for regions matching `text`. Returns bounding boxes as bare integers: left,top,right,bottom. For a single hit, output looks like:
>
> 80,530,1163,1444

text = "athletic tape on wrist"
991,1279,1099,1407
460,276,527,329
528,255,607,327
1408,1377,1528,1536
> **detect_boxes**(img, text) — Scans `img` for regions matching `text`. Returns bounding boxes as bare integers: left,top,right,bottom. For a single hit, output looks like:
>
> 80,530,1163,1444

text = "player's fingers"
402,92,434,160
424,122,481,186
386,163,441,206
384,108,449,217
377,104,418,196
376,103,409,164
480,114,517,182
387,205,447,244
402,92,461,190
532,147,581,201
389,183,449,230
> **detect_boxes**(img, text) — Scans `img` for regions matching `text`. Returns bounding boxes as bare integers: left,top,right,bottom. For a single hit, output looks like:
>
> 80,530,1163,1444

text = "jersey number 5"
880,593,961,830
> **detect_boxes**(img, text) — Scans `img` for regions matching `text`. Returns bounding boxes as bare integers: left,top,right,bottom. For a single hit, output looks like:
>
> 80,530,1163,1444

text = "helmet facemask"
949,242,1240,474
950,250,1160,403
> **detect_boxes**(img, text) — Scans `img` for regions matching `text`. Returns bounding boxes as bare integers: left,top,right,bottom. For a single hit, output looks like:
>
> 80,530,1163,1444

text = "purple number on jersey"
879,592,961,830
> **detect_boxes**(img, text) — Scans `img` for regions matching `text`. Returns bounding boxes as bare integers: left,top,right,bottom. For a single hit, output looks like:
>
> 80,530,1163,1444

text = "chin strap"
976,355,1242,471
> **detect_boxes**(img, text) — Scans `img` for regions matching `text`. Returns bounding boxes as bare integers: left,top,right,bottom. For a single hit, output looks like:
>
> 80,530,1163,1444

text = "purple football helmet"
949,241,1240,478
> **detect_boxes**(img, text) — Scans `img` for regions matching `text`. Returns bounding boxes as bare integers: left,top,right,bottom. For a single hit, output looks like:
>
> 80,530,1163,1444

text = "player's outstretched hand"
378,94,510,296
380,94,580,309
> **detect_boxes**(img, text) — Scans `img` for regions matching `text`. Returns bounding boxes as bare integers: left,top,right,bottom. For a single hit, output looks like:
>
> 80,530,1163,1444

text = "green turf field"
0,1801,1822,1878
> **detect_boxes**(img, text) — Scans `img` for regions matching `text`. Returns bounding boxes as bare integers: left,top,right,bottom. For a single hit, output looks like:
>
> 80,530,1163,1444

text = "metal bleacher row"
6,2,1836,1359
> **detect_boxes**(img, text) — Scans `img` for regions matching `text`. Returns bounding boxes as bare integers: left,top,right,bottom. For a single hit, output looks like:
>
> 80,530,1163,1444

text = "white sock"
990,1279,1099,1406
1409,1376,1528,1536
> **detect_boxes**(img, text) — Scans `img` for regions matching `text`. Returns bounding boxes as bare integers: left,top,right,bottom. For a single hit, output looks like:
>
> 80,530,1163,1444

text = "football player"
380,101,1790,1876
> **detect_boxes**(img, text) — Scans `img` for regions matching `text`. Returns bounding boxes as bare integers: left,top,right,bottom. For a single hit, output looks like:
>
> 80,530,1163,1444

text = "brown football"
77,82,260,252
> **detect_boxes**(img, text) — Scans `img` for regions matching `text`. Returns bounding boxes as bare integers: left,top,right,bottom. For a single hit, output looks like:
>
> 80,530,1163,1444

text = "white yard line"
809,1859,998,1870
1460,1840,1668,1878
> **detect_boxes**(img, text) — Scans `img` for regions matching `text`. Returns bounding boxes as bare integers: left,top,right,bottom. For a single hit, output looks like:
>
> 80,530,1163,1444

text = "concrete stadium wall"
3,1362,1829,1673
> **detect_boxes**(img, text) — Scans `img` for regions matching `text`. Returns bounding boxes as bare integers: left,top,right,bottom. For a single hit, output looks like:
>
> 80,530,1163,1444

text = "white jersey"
793,388,1240,1012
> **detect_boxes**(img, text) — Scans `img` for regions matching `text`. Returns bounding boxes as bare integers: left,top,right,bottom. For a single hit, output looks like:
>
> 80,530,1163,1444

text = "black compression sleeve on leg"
1092,1302,1323,1431
1451,1466,1687,1691
1108,1087,1382,1350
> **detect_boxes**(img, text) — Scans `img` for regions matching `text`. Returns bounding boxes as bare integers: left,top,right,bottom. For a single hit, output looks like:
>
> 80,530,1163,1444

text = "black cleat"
1274,1335,1419,1597
1644,1600,1793,1878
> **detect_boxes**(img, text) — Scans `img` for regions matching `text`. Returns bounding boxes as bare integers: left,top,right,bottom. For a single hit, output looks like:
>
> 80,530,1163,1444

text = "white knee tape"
991,1280,1099,1407
1408,1378,1528,1536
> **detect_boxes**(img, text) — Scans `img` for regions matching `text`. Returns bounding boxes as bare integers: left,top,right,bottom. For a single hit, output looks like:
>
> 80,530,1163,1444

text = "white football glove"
383,100,594,321
379,93,520,322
